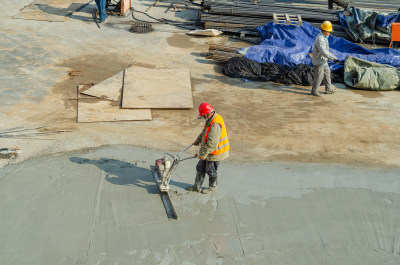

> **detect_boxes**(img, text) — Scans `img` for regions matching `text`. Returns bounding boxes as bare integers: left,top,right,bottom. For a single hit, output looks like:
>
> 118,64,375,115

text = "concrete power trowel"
155,144,197,192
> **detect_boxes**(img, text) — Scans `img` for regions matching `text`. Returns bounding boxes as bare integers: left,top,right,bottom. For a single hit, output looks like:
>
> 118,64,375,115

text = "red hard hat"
198,102,213,117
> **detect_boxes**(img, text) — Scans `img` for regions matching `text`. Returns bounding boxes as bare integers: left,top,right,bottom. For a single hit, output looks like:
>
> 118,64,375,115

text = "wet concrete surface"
1,146,400,264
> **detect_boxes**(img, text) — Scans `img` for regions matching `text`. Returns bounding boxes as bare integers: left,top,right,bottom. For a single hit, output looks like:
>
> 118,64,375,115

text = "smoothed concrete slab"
1,146,400,264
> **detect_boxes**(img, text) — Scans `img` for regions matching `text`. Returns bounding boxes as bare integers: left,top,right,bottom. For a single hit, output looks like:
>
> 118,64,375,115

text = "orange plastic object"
390,22,400,48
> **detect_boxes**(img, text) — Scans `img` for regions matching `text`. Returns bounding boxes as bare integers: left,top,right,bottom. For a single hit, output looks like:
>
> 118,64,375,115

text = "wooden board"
122,67,193,109
120,0,132,15
13,0,89,22
80,71,123,101
77,98,152,123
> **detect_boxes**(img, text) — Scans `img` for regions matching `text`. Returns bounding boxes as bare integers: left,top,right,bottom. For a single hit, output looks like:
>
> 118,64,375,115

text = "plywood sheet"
77,98,152,123
122,67,193,109
13,0,89,22
80,71,123,101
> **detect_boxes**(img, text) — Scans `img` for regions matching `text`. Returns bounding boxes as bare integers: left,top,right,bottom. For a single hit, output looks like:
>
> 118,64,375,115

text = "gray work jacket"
312,33,337,66
194,112,229,162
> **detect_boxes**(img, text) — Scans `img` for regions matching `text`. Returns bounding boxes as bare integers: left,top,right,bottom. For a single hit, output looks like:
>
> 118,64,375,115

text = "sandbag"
344,56,400,90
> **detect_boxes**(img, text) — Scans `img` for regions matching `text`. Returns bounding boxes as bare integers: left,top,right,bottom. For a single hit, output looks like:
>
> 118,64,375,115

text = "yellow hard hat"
321,21,333,32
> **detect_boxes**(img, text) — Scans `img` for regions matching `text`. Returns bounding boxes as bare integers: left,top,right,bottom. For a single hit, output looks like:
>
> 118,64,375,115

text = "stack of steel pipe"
203,0,399,12
345,0,400,12
200,1,352,41
202,0,340,22
207,43,244,61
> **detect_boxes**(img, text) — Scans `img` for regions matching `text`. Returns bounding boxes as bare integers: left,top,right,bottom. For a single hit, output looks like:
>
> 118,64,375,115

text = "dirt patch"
4,50,400,170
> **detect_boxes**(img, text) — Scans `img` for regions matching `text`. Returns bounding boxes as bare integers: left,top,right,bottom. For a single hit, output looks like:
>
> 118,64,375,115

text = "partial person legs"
323,63,337,94
311,65,324,97
186,171,204,192
95,0,108,22
186,160,219,193
312,63,336,96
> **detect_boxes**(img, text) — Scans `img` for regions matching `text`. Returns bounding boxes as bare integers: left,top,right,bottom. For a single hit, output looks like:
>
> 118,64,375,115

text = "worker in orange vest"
186,103,230,194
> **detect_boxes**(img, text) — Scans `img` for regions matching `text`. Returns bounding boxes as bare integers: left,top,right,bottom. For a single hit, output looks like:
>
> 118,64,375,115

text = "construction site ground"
1,1,400,264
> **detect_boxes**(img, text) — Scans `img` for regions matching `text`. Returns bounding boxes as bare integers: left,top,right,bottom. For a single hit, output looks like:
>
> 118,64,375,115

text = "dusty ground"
2,1,400,265
1,0,400,169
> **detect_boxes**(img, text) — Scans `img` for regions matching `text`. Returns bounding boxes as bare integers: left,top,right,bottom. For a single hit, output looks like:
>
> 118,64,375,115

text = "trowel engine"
155,144,197,192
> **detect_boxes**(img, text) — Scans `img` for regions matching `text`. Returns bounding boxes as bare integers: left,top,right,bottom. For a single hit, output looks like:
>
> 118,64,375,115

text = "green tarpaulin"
344,56,400,91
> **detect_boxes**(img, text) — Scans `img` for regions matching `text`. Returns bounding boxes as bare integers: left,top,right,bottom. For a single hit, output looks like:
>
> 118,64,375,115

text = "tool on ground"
92,10,100,28
156,144,197,192
146,0,161,12
130,22,154,33
0,148,20,159
151,144,197,220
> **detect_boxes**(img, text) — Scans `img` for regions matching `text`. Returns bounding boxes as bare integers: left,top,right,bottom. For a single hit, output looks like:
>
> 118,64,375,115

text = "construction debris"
0,148,20,159
207,43,245,61
188,29,223,36
0,126,72,138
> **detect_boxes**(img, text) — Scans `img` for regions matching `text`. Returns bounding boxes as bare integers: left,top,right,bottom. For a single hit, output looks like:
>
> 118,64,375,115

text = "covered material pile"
223,57,342,85
340,8,400,44
344,56,400,91
245,21,400,71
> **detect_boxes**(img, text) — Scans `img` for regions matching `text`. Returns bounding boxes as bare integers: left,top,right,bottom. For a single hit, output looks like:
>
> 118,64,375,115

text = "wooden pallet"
273,13,303,26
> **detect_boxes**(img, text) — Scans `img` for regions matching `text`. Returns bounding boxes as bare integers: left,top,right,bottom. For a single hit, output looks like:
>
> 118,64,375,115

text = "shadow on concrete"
35,3,94,22
202,71,312,96
69,157,159,194
149,165,193,190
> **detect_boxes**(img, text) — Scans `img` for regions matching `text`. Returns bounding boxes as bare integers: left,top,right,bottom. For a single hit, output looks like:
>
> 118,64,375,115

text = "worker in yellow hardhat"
311,21,338,97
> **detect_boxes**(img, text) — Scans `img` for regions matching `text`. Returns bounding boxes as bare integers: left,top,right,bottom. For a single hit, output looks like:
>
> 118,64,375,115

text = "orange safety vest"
204,114,230,155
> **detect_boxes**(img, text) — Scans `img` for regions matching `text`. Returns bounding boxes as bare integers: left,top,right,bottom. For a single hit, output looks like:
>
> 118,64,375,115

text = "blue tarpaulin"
243,21,400,71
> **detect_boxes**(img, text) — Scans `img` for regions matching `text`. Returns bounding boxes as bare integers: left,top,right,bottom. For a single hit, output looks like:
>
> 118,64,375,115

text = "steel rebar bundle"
203,1,340,22
203,0,399,12
208,43,245,61
201,13,352,40
203,0,338,14
200,0,396,43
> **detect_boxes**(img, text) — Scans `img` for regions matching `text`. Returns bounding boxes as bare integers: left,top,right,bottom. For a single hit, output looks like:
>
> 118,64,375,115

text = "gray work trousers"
194,160,219,188
312,63,332,93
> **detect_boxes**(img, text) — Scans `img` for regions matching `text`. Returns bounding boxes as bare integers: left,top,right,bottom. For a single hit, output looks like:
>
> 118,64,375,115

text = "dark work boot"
186,171,205,192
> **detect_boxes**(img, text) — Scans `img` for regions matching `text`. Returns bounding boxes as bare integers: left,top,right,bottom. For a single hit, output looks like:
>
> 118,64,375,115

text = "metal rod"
177,144,193,158
151,166,178,220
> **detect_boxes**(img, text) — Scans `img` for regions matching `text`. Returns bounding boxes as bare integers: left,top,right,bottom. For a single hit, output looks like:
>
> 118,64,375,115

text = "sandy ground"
1,0,400,264
1,0,400,169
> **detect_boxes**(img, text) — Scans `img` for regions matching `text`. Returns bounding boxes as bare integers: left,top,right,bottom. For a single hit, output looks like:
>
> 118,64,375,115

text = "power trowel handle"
177,144,193,157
